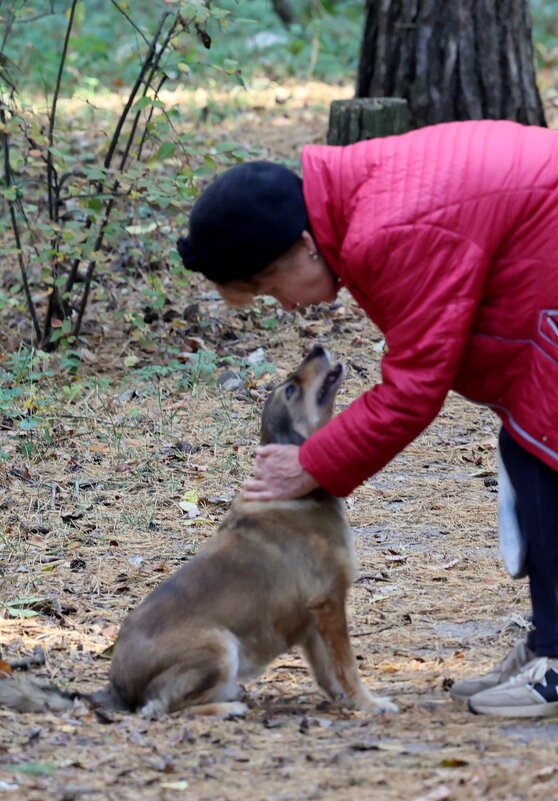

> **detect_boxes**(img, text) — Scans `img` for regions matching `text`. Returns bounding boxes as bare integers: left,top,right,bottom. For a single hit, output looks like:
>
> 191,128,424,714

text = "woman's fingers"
243,482,278,501
243,478,268,494
244,445,320,501
254,444,303,478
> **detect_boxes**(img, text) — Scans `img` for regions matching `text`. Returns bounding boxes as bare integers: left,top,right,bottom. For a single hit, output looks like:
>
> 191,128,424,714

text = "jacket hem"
465,397,558,471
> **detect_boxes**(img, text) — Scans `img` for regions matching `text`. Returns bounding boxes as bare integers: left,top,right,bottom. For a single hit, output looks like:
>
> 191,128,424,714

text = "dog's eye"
285,384,296,400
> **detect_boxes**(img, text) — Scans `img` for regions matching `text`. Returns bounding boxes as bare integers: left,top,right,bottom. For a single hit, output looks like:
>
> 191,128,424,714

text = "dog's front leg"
302,627,346,700
305,599,398,714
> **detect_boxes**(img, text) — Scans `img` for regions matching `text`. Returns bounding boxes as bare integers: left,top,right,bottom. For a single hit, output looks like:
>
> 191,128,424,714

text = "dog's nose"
307,344,326,359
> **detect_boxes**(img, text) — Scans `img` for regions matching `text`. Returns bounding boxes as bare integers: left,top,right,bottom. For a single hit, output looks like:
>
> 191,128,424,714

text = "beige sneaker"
469,657,558,717
449,640,534,700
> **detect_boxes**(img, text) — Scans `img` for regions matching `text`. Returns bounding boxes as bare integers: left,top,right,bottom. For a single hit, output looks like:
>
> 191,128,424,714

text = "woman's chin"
324,286,340,303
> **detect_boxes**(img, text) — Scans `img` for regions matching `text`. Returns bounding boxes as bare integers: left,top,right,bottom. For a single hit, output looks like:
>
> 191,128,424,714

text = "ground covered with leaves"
2,83,558,801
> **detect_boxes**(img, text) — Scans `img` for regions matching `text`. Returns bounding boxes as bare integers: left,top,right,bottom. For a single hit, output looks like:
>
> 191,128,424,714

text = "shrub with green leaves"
531,0,558,51
0,0,248,351
2,0,363,95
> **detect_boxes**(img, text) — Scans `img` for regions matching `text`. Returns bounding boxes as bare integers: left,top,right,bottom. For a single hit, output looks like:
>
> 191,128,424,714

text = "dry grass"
1,80,558,801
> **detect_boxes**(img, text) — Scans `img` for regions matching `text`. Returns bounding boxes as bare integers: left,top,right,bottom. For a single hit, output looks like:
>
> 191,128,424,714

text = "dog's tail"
0,675,117,713
0,675,78,712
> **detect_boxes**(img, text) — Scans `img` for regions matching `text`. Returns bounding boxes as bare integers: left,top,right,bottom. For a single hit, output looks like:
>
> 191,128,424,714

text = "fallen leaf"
61,511,84,524
350,741,380,751
479,437,498,450
115,461,138,473
167,441,196,455
79,347,97,364
2,595,48,618
0,659,13,676
115,390,137,403
184,337,206,351
10,466,33,482
160,780,189,790
534,765,558,782
179,500,200,519
246,347,266,365
202,494,234,508
428,559,460,571
411,786,452,801
125,222,157,235
6,761,59,776
87,443,110,454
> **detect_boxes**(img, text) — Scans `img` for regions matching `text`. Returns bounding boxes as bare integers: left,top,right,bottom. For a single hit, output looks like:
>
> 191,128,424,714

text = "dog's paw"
224,701,248,718
353,693,398,714
139,699,168,719
187,700,248,718
365,695,399,714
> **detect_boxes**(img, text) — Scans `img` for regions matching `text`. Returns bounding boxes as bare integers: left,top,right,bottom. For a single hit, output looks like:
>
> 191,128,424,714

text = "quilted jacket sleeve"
299,224,489,497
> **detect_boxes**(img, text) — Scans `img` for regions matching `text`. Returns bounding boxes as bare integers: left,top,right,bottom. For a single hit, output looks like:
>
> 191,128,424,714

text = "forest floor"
1,80,558,801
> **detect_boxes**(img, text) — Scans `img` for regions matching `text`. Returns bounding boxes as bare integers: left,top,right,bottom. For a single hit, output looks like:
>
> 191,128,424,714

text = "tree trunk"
356,0,546,129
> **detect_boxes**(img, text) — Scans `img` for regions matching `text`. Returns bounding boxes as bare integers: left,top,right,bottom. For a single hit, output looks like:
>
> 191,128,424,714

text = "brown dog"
0,346,396,717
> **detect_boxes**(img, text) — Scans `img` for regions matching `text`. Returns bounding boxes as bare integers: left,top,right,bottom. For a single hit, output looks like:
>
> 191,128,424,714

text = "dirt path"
1,82,557,801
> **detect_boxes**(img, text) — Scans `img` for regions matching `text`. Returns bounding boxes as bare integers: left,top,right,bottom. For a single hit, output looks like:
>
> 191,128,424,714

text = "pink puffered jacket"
298,120,558,497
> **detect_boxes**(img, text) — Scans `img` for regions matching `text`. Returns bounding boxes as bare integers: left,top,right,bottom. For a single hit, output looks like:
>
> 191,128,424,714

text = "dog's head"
261,345,345,445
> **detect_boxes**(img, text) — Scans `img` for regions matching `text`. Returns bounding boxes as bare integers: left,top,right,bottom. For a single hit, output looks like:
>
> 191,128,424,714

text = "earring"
310,252,319,261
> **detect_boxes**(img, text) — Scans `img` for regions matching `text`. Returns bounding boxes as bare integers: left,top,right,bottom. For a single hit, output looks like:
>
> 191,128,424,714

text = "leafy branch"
71,12,183,341
0,0,246,353
1,104,41,343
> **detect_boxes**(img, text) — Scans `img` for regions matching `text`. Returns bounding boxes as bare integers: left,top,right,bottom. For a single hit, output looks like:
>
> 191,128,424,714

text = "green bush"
0,2,255,350
3,0,555,97
2,0,362,95
531,0,558,50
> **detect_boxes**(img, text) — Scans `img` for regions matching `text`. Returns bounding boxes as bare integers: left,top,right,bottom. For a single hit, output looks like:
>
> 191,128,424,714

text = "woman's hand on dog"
244,445,319,501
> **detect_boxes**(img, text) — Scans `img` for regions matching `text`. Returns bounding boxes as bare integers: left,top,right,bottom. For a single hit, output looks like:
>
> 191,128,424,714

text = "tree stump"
327,97,410,146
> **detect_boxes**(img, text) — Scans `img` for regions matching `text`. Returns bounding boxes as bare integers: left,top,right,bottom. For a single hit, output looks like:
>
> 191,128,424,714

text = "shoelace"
504,656,555,687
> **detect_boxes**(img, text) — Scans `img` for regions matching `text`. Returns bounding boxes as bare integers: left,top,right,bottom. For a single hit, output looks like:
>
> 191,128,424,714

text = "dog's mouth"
317,363,345,405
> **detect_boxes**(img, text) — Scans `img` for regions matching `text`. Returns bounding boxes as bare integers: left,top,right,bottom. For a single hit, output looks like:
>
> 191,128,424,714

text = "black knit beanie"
176,161,308,283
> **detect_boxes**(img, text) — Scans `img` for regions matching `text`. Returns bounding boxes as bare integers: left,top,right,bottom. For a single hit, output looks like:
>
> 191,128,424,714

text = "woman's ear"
301,229,317,255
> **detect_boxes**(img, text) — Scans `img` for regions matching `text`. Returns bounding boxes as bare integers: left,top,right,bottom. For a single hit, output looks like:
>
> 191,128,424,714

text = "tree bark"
356,0,546,129
327,98,409,145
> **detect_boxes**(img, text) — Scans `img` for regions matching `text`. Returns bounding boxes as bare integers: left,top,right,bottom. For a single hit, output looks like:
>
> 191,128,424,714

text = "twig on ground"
8,646,46,671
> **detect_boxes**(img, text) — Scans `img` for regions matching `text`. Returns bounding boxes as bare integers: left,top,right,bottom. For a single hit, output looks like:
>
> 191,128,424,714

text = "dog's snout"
307,344,326,359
